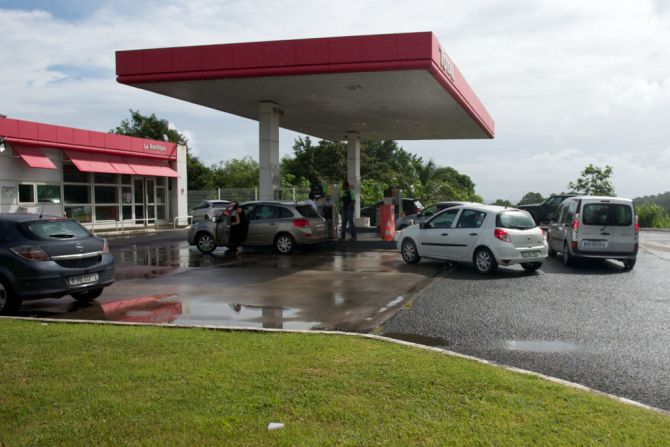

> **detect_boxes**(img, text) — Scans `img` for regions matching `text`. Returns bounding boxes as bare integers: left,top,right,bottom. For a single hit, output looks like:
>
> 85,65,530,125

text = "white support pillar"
259,102,281,201
346,133,361,218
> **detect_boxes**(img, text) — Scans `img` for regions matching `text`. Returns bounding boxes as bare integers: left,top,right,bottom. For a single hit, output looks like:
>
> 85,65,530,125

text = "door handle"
469,233,478,236
440,233,448,236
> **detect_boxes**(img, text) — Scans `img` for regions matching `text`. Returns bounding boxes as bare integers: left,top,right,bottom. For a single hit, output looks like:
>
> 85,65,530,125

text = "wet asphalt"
383,232,670,411
16,228,670,412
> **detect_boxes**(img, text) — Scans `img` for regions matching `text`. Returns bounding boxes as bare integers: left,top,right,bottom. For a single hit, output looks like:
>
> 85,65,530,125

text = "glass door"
146,178,156,225
134,178,145,225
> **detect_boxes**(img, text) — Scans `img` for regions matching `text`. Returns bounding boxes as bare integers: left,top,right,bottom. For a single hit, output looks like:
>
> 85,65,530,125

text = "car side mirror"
419,221,427,230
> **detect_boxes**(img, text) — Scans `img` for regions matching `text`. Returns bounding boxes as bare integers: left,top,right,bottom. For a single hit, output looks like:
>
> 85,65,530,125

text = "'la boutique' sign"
438,48,456,83
143,143,167,152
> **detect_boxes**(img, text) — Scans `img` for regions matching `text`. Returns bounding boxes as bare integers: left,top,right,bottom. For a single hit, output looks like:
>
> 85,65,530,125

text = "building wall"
0,144,185,229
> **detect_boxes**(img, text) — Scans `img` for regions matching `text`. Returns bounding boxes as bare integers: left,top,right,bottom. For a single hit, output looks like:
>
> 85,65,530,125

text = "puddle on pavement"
384,332,449,347
90,294,322,330
503,340,581,353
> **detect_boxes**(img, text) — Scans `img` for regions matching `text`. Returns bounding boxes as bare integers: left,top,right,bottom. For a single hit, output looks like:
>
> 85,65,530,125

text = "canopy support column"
259,102,281,201
346,133,361,219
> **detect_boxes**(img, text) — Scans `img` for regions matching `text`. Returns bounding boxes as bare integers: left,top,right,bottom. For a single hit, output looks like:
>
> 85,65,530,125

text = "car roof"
241,200,299,206
448,203,524,213
568,195,633,203
0,213,67,223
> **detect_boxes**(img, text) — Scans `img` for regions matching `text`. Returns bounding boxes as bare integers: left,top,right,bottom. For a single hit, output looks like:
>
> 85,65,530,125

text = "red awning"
66,151,136,174
124,157,178,177
12,145,57,169
66,151,178,177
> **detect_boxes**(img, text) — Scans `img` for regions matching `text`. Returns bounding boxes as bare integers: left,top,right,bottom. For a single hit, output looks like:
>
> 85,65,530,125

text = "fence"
188,187,312,210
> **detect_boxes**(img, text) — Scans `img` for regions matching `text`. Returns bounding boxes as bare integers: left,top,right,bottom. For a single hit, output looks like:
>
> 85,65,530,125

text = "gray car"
547,196,638,270
190,200,232,222
396,201,467,230
187,201,328,255
0,213,115,314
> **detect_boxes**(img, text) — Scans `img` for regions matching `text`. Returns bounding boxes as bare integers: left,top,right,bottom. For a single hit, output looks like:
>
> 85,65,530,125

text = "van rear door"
579,202,614,253
579,201,635,254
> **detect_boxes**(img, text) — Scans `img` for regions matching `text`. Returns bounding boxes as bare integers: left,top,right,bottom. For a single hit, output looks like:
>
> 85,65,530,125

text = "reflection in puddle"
173,301,320,330
101,294,182,324
504,340,581,353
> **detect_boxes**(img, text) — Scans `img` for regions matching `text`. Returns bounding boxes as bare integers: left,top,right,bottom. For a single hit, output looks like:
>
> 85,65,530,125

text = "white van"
547,196,638,270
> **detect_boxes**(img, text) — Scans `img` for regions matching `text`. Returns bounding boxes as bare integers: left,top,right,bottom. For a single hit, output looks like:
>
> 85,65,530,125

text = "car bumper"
492,243,548,265
12,253,115,300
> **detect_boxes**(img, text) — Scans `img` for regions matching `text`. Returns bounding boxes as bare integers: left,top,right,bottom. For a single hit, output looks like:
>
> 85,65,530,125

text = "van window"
496,210,536,230
582,204,632,226
556,204,567,224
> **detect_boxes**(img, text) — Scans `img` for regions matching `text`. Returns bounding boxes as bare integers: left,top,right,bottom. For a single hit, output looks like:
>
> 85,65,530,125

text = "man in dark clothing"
340,181,357,241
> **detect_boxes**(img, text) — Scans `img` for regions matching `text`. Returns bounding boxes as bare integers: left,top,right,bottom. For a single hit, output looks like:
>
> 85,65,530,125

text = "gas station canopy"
115,32,494,141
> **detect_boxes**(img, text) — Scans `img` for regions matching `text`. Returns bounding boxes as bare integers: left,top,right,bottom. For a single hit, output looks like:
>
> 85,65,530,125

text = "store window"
94,173,118,184
36,185,61,203
95,206,119,221
65,206,92,223
64,184,91,204
63,163,89,183
94,186,118,204
18,184,35,203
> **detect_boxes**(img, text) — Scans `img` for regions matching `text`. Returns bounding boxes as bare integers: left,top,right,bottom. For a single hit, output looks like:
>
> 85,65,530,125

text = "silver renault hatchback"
547,196,638,270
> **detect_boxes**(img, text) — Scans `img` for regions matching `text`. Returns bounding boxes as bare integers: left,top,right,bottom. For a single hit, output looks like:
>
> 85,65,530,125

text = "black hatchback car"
0,213,115,314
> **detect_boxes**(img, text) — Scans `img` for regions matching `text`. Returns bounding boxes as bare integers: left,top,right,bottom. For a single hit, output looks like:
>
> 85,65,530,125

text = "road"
382,231,670,411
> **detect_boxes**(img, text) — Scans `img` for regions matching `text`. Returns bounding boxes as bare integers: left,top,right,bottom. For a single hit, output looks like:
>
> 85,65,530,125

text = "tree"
567,164,615,196
491,199,514,207
518,192,544,206
111,109,187,144
211,156,259,188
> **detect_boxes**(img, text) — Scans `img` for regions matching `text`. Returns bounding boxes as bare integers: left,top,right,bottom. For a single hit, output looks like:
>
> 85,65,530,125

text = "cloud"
0,0,669,201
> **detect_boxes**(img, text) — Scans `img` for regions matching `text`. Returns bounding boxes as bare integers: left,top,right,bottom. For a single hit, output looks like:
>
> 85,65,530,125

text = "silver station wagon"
188,201,328,255
547,196,638,270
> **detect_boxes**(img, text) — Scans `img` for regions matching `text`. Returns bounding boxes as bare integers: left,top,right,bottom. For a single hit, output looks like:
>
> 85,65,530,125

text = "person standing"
340,181,357,241
227,202,246,255
304,192,318,212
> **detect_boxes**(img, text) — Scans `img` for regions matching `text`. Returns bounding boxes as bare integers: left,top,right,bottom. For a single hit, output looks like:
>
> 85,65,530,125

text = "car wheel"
562,243,572,267
71,287,104,302
522,262,542,273
623,259,636,271
401,239,421,264
0,277,21,315
473,247,498,274
196,232,217,254
275,233,295,255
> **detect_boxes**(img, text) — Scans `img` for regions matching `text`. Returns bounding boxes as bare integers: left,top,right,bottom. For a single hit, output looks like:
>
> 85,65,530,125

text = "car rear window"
582,204,632,226
212,202,230,208
496,210,536,230
23,219,91,239
296,205,319,218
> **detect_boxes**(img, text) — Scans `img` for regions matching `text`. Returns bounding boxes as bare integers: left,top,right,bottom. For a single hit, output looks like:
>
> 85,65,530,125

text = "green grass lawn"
1,319,668,446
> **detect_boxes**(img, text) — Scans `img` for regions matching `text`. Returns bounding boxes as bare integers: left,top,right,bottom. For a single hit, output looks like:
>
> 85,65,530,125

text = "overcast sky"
1,0,668,203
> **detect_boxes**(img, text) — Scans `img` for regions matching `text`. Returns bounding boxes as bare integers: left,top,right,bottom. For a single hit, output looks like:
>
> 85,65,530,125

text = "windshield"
24,219,91,239
496,210,536,230
582,204,632,226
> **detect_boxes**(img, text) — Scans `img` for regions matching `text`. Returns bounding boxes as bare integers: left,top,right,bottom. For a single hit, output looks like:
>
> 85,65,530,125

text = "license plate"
68,273,99,286
522,251,540,258
582,240,607,249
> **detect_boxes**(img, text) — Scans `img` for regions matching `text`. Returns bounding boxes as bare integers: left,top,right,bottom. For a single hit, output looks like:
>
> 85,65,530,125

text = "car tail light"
10,245,51,261
293,218,310,228
572,241,578,251
572,213,580,232
494,228,511,243
634,217,639,234
102,239,110,253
